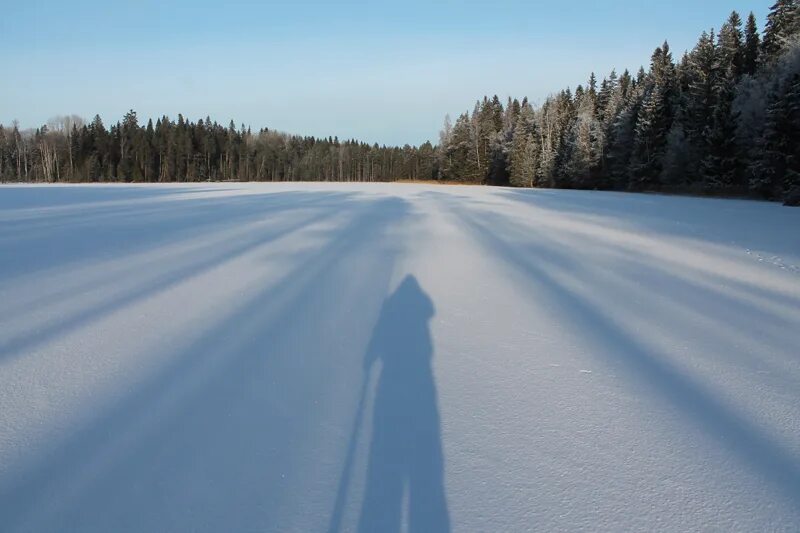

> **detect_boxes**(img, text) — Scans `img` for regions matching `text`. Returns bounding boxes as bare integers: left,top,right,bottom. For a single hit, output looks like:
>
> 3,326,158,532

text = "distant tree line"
0,112,435,184
1,1,798,204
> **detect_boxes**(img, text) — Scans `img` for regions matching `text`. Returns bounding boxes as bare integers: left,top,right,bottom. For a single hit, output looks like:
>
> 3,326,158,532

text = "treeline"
1,2,798,204
0,113,435,183
438,1,800,204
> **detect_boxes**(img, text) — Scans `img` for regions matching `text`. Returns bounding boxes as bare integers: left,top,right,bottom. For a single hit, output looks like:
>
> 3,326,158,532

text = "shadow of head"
369,275,435,364
394,275,433,319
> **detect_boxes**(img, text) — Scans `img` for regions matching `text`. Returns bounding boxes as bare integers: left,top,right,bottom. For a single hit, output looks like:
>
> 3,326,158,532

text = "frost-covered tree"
762,0,800,62
661,121,691,188
605,70,641,189
509,103,540,187
719,12,745,78
751,68,800,199
538,90,575,187
563,76,605,188
439,113,481,182
629,44,675,189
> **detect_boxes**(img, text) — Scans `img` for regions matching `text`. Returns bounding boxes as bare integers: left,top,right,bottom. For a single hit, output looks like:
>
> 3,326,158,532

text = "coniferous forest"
1,2,799,204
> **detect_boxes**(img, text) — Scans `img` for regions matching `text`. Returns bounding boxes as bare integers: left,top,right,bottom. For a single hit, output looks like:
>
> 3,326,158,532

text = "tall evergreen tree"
762,0,800,62
441,113,481,182
563,75,605,188
743,12,762,75
752,72,800,199
684,30,719,187
702,75,742,192
509,103,539,187
605,70,640,189
718,12,745,78
629,43,675,189
118,110,139,180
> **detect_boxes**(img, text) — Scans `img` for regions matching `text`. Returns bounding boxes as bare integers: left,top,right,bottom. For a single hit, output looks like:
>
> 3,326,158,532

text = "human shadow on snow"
328,275,450,533
359,275,449,532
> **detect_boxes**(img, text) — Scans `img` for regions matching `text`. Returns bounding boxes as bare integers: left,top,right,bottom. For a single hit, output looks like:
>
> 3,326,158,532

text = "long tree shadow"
0,192,354,362
0,196,410,532
451,204,800,506
0,184,226,210
344,275,450,533
496,188,800,266
0,190,348,281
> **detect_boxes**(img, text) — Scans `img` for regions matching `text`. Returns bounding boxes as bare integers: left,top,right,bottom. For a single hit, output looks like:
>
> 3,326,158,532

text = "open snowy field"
1,182,799,532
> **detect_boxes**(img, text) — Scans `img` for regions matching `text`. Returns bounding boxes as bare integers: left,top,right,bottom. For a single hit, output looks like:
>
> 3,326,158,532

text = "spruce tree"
754,73,800,200
606,70,640,190
564,75,604,188
743,12,761,75
718,12,744,78
629,44,674,189
509,103,538,187
117,110,139,181
762,0,800,63
701,76,741,193
685,31,718,186
696,19,746,193
442,113,481,182
661,121,691,189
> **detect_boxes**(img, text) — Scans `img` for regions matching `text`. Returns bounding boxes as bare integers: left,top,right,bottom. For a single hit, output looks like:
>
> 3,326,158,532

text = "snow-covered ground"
1,182,799,532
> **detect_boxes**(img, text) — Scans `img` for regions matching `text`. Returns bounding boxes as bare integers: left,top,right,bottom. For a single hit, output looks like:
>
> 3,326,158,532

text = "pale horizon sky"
1,0,774,146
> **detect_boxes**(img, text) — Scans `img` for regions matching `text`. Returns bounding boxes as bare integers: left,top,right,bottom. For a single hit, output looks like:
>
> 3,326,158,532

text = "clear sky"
1,0,774,145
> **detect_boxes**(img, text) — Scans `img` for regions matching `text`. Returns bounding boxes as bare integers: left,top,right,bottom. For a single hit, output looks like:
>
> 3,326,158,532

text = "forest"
1,1,798,204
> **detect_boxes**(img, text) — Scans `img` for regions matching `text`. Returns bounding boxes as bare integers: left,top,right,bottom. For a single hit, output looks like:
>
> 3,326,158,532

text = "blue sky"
1,0,774,145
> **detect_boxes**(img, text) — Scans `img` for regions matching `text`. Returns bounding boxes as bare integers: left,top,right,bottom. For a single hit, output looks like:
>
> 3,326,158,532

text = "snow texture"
0,183,799,532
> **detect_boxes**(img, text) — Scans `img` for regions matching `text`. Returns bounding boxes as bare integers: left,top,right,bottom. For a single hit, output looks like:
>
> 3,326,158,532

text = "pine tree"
696,19,747,193
509,103,539,187
762,0,800,63
504,97,521,132
485,96,509,185
564,75,605,188
143,119,157,182
629,44,674,189
661,120,691,189
684,31,719,186
605,70,640,189
701,76,741,193
743,12,761,75
441,113,481,182
118,110,139,181
630,86,666,189
87,115,106,181
718,12,744,78
471,95,505,182
753,73,800,200
588,72,598,106
537,90,575,187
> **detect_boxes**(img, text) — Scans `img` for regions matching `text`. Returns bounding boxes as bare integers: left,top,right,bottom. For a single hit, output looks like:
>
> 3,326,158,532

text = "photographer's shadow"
358,275,450,533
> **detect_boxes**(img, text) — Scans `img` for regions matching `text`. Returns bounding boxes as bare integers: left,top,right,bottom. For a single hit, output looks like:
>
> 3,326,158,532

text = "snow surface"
1,182,799,532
